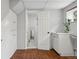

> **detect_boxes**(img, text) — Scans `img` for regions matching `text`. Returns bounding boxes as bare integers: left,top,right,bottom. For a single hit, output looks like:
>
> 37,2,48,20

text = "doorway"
27,13,38,49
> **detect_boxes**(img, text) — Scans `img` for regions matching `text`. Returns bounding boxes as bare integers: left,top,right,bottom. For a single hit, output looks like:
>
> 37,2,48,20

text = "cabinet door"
1,10,17,59
59,34,74,56
52,34,59,52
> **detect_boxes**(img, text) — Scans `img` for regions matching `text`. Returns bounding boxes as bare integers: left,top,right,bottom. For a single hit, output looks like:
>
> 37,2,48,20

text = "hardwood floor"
11,49,77,59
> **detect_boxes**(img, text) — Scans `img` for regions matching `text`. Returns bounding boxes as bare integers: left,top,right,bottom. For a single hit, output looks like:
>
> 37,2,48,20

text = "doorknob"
47,32,50,34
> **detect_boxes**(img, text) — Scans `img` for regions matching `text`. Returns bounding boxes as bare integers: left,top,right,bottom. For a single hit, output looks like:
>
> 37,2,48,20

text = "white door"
38,11,50,50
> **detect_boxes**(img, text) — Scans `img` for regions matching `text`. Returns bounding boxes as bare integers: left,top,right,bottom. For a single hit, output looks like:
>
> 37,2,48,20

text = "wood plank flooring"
11,49,77,59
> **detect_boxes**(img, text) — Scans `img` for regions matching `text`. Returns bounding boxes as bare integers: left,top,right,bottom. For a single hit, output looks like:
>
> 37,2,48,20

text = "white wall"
49,10,64,33
17,11,26,49
1,0,9,20
1,10,17,59
37,10,64,50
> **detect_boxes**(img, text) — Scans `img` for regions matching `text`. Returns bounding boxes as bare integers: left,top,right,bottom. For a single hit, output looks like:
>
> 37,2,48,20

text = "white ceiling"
22,0,76,10
10,0,76,14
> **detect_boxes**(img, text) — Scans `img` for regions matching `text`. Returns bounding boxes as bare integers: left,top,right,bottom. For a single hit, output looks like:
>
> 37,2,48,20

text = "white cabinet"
51,33,59,53
1,10,17,59
52,33,74,56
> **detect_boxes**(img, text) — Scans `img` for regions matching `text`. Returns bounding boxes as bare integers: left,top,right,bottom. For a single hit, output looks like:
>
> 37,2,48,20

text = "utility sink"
51,32,74,56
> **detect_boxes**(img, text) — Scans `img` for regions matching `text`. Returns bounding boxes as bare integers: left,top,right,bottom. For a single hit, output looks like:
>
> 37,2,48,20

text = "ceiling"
10,0,76,14
22,0,76,10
